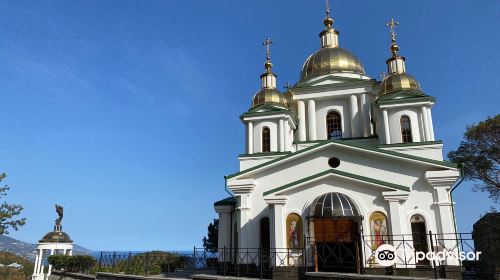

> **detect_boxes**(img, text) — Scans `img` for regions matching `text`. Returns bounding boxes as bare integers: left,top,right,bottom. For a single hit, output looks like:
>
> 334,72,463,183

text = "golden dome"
300,47,365,81
378,72,421,96
251,88,288,109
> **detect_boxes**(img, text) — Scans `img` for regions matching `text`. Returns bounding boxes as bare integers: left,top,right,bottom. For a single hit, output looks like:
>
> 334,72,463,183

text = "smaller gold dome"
251,88,287,109
378,72,421,96
300,47,365,81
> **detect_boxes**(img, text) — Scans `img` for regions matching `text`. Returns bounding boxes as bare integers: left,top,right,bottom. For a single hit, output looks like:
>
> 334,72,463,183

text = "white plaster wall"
253,120,278,153
387,108,423,144
381,144,444,161
230,143,449,248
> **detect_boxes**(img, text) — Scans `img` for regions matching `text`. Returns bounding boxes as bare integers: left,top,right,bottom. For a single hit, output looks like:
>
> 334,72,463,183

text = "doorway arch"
308,192,363,273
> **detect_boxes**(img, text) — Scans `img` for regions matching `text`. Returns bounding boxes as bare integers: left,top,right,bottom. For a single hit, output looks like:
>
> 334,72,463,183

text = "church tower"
375,19,437,145
239,38,296,170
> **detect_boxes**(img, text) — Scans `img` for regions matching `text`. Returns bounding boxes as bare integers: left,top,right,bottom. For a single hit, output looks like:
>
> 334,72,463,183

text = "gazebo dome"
312,192,360,217
300,47,365,81
39,230,73,243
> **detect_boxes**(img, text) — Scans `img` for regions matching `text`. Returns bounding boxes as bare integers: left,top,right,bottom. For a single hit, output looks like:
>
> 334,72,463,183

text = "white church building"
214,5,461,273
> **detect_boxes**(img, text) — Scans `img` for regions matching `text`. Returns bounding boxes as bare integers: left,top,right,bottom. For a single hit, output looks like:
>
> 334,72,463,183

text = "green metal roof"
213,197,237,207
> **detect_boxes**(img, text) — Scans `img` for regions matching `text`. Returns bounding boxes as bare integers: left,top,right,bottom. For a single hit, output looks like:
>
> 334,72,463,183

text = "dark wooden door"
313,218,360,273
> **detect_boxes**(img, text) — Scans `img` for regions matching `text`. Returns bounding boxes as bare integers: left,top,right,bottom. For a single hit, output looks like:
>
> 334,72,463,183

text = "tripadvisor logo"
375,244,397,266
374,244,482,267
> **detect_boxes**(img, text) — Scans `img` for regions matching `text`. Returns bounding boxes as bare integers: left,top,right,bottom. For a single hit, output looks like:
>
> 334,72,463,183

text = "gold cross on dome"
325,0,331,17
386,18,399,42
263,37,273,61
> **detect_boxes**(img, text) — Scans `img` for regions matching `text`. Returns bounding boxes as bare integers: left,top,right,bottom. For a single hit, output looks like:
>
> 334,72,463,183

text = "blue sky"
1,1,499,251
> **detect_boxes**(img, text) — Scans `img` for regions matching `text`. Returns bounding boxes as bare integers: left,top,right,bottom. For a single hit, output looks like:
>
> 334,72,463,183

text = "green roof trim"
214,197,237,206
239,151,292,158
225,139,457,180
263,169,410,196
375,90,436,105
378,140,443,148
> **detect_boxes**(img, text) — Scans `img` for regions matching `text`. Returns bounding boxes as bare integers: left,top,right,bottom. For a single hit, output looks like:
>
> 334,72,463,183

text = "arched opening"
309,192,362,273
259,217,271,276
262,127,271,152
400,115,413,143
411,214,429,265
326,111,342,139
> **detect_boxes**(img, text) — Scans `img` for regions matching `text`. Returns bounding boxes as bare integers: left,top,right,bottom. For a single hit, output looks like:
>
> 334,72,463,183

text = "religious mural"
369,211,388,249
286,213,303,250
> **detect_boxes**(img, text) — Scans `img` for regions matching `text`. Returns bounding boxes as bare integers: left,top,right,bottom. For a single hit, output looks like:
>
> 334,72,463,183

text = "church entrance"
308,193,363,273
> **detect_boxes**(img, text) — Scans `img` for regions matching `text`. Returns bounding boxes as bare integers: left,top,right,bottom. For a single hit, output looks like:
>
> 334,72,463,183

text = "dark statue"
55,204,64,226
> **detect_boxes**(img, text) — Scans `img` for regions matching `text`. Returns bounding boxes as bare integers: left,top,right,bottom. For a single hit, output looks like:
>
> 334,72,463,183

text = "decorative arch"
410,214,429,264
286,213,303,250
369,211,388,249
262,127,271,152
400,115,412,143
326,111,342,139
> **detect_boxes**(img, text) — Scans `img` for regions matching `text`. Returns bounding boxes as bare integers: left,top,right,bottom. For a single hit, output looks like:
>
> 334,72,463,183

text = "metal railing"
94,232,499,279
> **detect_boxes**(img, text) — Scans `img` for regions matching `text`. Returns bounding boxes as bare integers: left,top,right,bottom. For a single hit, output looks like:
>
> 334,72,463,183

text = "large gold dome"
300,47,365,81
378,72,421,96
251,88,288,109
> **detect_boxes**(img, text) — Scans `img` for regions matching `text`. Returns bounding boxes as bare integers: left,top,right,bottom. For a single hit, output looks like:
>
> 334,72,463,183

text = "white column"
421,106,430,141
350,95,359,137
215,205,233,261
426,107,435,141
297,101,306,142
382,110,391,144
307,99,317,141
284,120,289,152
33,250,40,275
37,250,44,274
383,192,411,268
266,198,287,266
279,119,285,152
426,170,461,265
247,122,253,154
360,94,370,137
48,249,54,275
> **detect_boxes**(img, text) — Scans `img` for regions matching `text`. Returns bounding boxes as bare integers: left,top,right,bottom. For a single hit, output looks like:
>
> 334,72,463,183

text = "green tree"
448,115,500,202
0,173,26,235
202,219,218,253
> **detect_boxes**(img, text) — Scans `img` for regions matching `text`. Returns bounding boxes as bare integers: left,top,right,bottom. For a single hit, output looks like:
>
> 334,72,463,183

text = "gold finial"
323,0,334,28
262,37,273,71
386,19,400,57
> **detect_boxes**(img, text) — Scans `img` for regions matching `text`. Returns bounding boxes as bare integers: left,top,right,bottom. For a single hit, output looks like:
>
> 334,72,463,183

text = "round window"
328,157,340,168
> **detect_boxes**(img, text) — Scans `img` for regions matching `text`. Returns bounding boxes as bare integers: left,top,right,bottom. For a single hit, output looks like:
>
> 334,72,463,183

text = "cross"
325,0,331,17
284,82,293,90
385,18,399,42
263,38,273,61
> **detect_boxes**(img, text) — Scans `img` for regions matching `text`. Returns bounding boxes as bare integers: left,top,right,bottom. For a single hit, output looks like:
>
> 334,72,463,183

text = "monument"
32,204,73,280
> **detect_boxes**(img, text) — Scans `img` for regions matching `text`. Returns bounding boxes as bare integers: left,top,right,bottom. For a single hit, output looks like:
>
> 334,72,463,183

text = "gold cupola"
251,38,288,109
378,19,422,96
300,1,365,81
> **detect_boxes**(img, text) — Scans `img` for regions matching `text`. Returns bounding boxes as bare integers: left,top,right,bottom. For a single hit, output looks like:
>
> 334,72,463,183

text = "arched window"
400,116,413,143
411,214,429,265
262,127,271,152
326,111,342,139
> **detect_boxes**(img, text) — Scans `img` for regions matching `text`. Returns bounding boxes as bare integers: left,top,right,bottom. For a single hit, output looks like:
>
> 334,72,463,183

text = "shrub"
48,254,96,273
